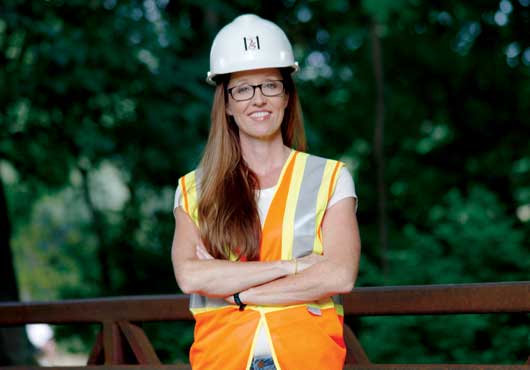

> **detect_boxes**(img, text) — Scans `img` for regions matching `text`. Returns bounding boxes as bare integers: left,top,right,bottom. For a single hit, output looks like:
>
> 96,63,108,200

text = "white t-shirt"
173,166,357,357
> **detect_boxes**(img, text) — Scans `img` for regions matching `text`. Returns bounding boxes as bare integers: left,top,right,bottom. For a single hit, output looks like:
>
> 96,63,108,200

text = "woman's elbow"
176,276,194,294
340,278,355,293
173,261,197,294
334,268,355,294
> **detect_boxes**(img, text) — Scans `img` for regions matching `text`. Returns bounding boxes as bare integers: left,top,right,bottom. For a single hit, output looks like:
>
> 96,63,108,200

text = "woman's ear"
226,103,233,116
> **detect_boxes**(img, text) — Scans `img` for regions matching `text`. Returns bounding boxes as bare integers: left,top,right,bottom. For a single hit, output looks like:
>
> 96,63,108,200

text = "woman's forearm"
174,256,294,297
237,258,357,305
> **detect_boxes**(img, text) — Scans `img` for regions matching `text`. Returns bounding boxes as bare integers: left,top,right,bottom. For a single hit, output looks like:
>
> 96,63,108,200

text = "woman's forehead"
229,68,282,84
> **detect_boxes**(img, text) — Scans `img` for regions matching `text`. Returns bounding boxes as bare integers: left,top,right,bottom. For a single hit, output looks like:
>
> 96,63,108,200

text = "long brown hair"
197,69,306,260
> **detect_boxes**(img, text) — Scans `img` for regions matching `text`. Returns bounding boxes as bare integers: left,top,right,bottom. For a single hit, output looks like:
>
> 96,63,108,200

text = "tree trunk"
0,177,36,364
370,19,389,276
80,166,112,293
0,176,18,301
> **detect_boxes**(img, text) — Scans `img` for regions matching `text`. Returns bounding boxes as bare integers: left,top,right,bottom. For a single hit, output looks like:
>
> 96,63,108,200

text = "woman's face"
226,68,289,143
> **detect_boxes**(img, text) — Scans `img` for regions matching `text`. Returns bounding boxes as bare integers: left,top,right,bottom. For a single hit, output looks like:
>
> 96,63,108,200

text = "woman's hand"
295,253,326,273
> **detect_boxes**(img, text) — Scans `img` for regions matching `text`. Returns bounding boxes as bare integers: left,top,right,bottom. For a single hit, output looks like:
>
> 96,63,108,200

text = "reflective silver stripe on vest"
292,155,343,310
292,155,327,258
190,294,227,310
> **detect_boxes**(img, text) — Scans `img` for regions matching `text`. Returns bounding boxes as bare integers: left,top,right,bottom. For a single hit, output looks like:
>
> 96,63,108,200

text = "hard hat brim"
206,62,299,85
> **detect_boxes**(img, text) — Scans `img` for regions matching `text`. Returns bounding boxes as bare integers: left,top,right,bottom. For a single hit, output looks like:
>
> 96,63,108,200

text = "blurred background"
1,0,529,366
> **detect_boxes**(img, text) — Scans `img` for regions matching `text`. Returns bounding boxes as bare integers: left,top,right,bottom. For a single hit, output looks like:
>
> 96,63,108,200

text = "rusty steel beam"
0,282,529,326
0,295,192,325
343,281,530,316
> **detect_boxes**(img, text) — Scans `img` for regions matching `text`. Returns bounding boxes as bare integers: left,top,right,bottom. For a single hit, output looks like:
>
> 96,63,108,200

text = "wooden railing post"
87,320,161,365
344,324,371,365
117,321,161,364
103,321,125,364
87,331,104,364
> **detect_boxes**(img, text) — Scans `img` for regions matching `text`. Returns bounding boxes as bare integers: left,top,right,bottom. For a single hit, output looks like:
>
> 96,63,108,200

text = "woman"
172,14,361,370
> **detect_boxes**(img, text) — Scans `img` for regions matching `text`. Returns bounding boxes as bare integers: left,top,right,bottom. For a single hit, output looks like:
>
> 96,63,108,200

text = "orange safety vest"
178,150,346,370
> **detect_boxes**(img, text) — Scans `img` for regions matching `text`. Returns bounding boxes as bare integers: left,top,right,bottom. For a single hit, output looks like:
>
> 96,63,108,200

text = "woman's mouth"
249,111,271,121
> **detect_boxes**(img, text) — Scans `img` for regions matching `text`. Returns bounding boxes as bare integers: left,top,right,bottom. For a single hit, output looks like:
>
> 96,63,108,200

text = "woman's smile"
249,110,272,121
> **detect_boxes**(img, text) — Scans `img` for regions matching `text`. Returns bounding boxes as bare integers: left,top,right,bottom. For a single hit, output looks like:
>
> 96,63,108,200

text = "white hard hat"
206,14,299,85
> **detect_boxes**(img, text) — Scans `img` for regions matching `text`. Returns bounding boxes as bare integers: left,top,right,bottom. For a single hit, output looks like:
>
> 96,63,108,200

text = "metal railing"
1,281,529,369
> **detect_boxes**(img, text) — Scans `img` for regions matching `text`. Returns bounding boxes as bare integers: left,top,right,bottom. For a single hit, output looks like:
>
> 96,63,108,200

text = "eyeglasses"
227,80,285,101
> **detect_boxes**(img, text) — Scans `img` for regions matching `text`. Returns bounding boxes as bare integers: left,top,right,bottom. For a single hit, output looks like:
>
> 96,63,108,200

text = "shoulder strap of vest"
260,150,300,261
313,156,344,254
178,170,200,227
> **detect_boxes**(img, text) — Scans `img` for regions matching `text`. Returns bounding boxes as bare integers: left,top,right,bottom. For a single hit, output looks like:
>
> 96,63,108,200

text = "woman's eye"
236,86,251,94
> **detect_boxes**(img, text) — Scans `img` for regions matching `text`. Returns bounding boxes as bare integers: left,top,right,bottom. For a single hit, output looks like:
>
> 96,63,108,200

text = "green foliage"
356,185,530,363
361,0,410,24
387,185,528,285
2,0,530,365
143,322,194,364
11,188,99,300
358,313,530,364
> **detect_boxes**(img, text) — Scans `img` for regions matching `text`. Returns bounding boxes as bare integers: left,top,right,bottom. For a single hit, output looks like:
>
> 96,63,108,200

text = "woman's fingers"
296,253,325,272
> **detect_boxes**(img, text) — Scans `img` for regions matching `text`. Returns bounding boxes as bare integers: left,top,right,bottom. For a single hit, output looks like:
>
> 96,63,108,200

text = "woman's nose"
252,87,266,104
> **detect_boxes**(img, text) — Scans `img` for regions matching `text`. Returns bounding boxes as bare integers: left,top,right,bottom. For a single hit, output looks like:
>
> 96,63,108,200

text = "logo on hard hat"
243,36,260,51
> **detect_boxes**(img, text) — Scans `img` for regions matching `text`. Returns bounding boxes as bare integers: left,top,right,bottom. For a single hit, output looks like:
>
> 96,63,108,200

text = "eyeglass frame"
226,80,286,102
